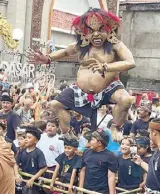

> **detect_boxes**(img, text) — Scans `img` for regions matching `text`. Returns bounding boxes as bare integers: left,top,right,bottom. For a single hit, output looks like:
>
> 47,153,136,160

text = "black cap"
136,136,150,147
92,128,109,147
25,126,41,140
1,95,13,103
59,134,79,148
83,131,92,142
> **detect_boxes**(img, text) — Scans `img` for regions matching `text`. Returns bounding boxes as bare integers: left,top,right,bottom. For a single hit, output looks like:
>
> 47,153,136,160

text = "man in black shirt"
70,112,90,135
0,95,20,141
134,118,160,193
79,129,118,194
130,106,151,138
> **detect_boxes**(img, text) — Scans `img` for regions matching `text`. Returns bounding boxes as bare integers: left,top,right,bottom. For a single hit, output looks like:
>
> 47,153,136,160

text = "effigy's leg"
50,100,71,134
110,88,134,141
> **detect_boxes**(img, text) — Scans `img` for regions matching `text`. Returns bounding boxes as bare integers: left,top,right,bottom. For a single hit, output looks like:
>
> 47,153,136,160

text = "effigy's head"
72,8,120,49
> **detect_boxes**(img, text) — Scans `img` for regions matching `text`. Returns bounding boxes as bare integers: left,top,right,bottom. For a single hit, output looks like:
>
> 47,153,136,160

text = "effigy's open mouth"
92,38,103,46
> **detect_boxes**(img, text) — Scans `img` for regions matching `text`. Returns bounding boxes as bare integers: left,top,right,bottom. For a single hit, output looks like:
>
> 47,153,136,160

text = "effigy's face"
85,15,107,47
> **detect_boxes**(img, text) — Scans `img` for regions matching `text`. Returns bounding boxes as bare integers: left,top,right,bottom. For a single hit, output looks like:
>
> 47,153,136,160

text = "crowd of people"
0,72,160,194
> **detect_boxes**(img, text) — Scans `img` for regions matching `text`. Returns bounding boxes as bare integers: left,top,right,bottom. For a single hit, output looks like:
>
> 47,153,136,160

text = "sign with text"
0,61,35,83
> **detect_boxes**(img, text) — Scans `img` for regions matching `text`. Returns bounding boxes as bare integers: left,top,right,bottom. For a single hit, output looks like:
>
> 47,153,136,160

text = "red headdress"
72,8,120,35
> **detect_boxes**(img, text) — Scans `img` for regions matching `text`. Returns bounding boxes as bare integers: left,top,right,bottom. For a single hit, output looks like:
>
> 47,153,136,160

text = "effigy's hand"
88,62,107,78
81,58,99,67
27,48,49,64
81,58,107,78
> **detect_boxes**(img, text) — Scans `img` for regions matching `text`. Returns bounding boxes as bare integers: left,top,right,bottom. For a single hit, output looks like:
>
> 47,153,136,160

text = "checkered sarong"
70,80,123,109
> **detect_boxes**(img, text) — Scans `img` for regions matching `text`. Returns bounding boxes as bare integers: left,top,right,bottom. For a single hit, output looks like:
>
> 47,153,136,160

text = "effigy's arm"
49,42,78,61
106,42,135,72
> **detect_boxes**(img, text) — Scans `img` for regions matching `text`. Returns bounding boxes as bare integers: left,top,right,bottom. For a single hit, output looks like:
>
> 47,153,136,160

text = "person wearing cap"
50,134,82,194
134,118,160,193
130,105,152,138
0,95,20,141
16,126,47,194
79,129,118,194
136,136,152,164
25,83,34,91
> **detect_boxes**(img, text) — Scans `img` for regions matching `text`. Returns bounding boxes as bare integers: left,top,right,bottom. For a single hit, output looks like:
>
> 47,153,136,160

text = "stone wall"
120,3,160,92
31,0,44,39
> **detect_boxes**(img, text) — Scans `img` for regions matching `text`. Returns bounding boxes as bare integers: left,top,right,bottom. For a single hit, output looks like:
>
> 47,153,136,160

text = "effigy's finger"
88,62,99,69
26,49,34,56
28,47,36,54
81,58,98,66
38,50,43,55
27,60,37,64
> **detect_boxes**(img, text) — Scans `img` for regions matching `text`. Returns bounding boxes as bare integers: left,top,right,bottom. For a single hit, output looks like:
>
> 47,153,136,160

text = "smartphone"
130,144,137,159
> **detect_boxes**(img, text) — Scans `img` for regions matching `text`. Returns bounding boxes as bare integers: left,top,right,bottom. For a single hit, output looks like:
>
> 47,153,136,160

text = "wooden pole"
99,0,108,11
121,188,142,194
47,0,54,53
116,187,129,192
20,171,102,194
116,0,120,16
22,179,68,194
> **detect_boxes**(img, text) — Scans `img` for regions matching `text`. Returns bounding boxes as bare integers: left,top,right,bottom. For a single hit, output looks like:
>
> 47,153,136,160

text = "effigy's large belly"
77,69,118,94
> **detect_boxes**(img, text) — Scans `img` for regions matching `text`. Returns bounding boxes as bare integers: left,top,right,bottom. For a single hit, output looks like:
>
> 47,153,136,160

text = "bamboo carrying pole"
120,188,142,194
19,171,102,194
22,179,67,194
116,187,128,192
20,171,141,194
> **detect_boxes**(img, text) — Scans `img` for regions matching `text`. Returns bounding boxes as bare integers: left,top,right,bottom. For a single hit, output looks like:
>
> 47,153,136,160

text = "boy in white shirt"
37,118,64,176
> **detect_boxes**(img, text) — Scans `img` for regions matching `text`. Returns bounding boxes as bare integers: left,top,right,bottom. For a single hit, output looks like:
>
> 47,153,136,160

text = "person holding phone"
134,118,160,194
117,137,145,191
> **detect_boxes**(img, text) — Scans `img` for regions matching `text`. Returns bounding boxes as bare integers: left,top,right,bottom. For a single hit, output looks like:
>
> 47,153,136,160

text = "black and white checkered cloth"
70,80,123,109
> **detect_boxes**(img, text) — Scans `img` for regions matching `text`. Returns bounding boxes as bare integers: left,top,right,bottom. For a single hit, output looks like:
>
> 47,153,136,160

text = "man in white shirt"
97,105,113,129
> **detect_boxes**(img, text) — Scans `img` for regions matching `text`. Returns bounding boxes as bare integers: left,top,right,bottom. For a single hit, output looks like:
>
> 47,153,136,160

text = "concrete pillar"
23,0,33,51
7,0,27,53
